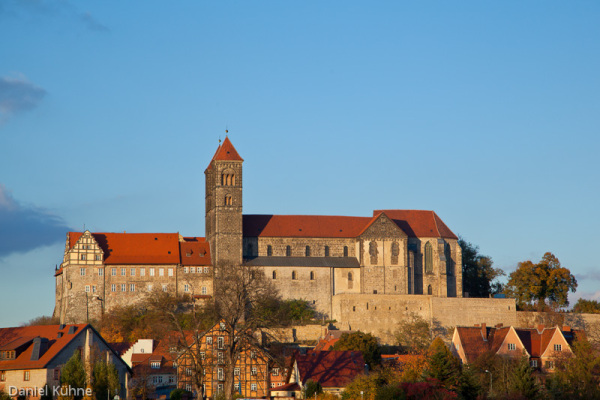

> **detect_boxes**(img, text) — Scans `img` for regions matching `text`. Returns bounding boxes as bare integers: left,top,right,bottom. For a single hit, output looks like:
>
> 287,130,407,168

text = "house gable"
358,212,408,240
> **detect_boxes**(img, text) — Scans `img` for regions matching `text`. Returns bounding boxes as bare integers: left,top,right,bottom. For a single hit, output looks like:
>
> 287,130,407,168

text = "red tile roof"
294,350,365,388
179,237,211,266
0,324,88,370
243,210,457,239
374,210,458,239
206,136,243,169
68,232,181,265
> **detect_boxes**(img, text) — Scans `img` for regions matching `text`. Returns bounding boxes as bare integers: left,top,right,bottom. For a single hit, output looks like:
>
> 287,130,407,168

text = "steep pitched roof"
373,210,458,239
294,350,364,388
68,232,181,265
206,136,243,170
179,237,211,266
0,324,87,370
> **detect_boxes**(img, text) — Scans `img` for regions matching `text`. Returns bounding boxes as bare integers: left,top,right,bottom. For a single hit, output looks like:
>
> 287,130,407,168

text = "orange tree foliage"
503,252,577,309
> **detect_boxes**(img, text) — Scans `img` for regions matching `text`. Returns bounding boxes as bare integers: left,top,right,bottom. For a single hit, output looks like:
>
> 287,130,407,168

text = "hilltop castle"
55,138,485,329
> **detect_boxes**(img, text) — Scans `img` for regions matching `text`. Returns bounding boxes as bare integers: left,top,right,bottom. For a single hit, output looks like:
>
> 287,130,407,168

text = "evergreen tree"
458,365,481,400
422,338,461,391
92,360,120,400
508,356,539,400
61,352,87,400
304,380,323,399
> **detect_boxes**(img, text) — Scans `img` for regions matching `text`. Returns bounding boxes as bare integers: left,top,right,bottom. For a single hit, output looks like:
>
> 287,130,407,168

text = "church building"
54,137,462,323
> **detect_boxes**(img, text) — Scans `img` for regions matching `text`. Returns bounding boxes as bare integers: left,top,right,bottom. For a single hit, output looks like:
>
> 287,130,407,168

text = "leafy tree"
342,371,391,400
0,389,12,400
395,313,431,354
60,352,87,400
304,380,323,398
92,360,120,400
22,315,60,326
375,384,406,400
457,365,481,400
459,237,504,298
332,331,382,368
283,299,317,322
169,388,191,400
572,298,600,314
504,252,577,309
422,338,461,392
508,356,540,400
545,339,600,400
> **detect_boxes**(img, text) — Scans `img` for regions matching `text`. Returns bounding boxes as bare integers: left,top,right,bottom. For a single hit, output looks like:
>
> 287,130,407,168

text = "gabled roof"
68,232,181,265
0,324,87,370
373,210,458,239
294,350,364,388
179,237,211,266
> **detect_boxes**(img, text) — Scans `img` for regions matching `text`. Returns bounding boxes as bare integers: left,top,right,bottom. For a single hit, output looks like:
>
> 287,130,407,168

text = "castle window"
272,270,277,280
286,245,292,257
292,271,297,280
85,285,90,293
222,173,235,186
201,286,207,295
168,268,174,277
80,268,86,276
310,271,315,280
111,268,116,276
369,241,378,264
98,268,103,277
325,246,330,257
424,242,433,273
184,284,189,292
121,284,126,292
159,268,164,277
224,195,232,206
344,246,349,257
445,243,453,275
130,284,135,292
348,272,354,289
121,268,126,276
92,285,97,293
391,242,400,265
111,284,116,292
80,254,86,261
305,246,311,257
427,285,432,295
150,268,155,276
267,245,273,256
131,268,135,276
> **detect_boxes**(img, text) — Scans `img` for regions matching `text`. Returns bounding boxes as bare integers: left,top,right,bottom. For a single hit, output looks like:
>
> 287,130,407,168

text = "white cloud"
0,75,46,124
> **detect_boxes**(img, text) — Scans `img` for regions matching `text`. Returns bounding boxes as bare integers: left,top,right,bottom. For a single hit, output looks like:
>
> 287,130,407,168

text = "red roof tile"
0,324,88,370
206,136,243,170
68,232,181,265
374,210,458,239
295,350,365,388
179,237,211,266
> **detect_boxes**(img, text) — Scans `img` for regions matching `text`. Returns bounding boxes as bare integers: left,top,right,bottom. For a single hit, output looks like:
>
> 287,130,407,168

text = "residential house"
0,324,130,400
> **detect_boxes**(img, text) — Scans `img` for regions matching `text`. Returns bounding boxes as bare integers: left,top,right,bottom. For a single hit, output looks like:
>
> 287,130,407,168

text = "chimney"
481,323,487,341
537,324,545,334
562,326,571,332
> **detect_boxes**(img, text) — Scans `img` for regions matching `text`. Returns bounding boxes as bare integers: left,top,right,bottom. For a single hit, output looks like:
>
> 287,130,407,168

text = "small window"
272,270,277,280
427,285,432,295
92,286,96,293
201,286,207,295
121,268,126,276
95,255,101,261
184,284,189,292
546,361,555,369
530,359,538,368
186,368,192,376
508,343,516,350
292,271,297,280
162,285,168,292
159,268,164,277
80,254,86,261
251,383,257,391
130,284,135,292
424,242,433,273
147,284,153,291
53,368,59,381
224,195,232,206
305,246,311,257
217,352,224,363
200,352,205,360
111,268,117,276
80,268,86,276
234,367,240,376
273,368,279,376
286,245,292,257
140,268,146,276
190,267,195,273
150,268,155,276
204,267,209,274
251,351,256,359
151,362,160,369
168,268,174,277
121,284,126,292
554,344,562,352
24,370,30,381
324,246,330,257
310,271,315,280
217,368,224,381
98,269,104,276
251,367,257,375
85,285,90,293
220,322,226,330
267,245,273,256
130,268,135,276
343,246,349,257
218,337,225,349
111,284,116,292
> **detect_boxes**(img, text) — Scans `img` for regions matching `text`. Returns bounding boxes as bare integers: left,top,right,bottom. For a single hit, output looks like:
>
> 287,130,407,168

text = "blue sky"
1,1,599,327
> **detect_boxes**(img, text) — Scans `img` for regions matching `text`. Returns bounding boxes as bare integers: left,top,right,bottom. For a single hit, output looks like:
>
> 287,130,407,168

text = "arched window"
391,242,399,265
424,242,433,273
324,246,330,257
445,243,453,276
305,246,310,257
369,241,378,264
286,246,292,257
427,285,433,295
221,173,236,186
343,246,349,257
347,272,353,289
272,270,277,280
224,195,232,206
291,271,297,280
310,271,315,280
267,245,273,257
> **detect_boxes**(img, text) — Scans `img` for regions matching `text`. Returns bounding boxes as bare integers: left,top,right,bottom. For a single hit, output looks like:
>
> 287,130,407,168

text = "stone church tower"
204,136,244,266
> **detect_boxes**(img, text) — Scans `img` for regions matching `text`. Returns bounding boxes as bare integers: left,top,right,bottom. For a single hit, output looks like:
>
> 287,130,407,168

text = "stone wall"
516,311,600,330
250,237,357,258
268,325,328,343
332,294,517,344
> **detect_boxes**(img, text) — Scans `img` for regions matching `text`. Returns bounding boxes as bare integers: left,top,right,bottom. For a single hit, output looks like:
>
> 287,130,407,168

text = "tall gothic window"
424,242,433,273
224,195,232,206
267,245,273,257
445,243,453,275
286,246,292,257
343,246,349,257
310,271,315,280
347,272,354,289
272,270,277,280
324,246,330,257
391,241,399,265
427,285,433,295
292,271,297,280
221,173,235,186
369,241,378,264
305,246,310,257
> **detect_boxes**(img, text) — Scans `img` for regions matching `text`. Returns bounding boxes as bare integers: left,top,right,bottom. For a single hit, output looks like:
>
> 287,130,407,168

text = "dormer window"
151,362,160,369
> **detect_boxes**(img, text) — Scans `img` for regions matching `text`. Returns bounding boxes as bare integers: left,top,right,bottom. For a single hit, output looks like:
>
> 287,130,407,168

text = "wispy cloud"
0,0,109,32
0,184,72,259
0,75,46,124
575,271,600,282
